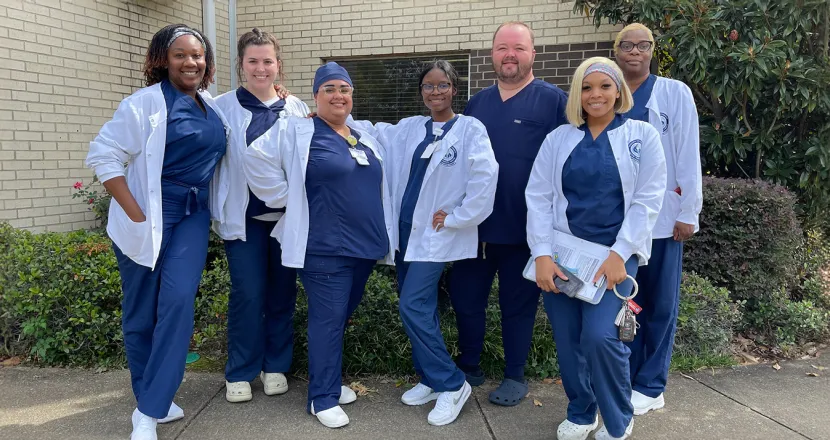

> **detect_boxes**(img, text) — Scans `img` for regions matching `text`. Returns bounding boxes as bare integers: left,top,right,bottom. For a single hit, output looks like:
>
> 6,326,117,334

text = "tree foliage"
574,0,830,228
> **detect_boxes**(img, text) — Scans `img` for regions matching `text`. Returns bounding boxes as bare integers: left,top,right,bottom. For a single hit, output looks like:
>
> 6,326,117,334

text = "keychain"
612,275,639,342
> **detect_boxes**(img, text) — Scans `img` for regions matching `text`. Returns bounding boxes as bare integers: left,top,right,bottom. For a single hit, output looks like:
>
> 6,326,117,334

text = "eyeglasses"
320,85,353,96
420,83,452,93
619,41,654,52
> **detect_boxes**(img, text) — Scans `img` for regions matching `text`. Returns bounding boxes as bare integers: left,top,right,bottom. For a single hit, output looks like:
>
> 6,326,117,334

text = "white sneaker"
427,381,471,426
594,419,633,440
339,385,357,405
130,408,158,440
631,390,664,415
310,402,350,428
157,402,184,424
260,372,289,396
225,380,252,403
401,383,439,406
557,416,598,440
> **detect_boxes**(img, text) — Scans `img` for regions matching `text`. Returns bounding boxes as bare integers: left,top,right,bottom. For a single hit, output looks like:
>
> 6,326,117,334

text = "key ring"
612,275,639,301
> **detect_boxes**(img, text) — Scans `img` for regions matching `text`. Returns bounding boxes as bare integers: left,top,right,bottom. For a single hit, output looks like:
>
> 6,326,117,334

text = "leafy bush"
684,177,802,300
0,223,124,367
674,272,742,359
742,288,830,347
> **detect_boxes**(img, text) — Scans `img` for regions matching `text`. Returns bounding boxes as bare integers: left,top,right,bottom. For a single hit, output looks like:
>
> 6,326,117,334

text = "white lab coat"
526,118,667,265
85,83,231,269
213,92,310,240
350,115,498,262
243,116,395,268
644,76,703,238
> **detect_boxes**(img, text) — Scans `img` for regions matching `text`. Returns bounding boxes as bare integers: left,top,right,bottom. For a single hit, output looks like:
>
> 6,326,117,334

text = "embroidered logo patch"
440,146,458,167
660,112,669,134
628,140,642,162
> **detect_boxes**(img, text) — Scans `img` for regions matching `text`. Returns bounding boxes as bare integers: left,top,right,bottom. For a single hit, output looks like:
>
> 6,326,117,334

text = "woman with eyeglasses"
349,60,498,426
526,57,666,440
613,23,703,416
244,61,394,429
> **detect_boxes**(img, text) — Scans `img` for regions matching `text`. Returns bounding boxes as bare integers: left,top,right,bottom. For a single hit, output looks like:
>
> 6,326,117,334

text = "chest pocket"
507,117,549,160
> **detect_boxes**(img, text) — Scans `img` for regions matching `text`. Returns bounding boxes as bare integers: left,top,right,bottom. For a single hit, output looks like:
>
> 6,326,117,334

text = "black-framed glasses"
619,41,654,52
420,83,452,93
321,85,353,96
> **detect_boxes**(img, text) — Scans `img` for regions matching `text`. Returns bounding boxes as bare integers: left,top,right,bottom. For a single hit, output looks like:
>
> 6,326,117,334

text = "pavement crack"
683,374,814,440
172,380,225,440
473,392,497,440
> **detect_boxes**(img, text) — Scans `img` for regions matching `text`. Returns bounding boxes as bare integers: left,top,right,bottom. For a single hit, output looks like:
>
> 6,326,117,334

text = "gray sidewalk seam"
682,373,813,440
472,392,497,440
173,381,225,440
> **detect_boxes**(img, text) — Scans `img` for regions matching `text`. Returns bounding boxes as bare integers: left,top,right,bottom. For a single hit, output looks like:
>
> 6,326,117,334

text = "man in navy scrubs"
449,21,568,407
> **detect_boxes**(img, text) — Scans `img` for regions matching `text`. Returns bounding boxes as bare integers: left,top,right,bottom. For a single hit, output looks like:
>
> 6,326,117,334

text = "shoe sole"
263,385,289,396
157,413,184,424
401,392,439,406
428,383,472,426
633,400,664,416
316,417,349,429
339,395,357,405
226,392,253,403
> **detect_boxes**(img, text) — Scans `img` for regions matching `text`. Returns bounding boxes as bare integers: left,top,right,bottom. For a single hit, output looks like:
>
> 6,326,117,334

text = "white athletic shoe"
631,390,665,415
339,385,357,404
260,372,289,396
594,419,634,440
311,402,350,428
557,416,599,440
157,402,184,424
401,383,440,406
427,381,471,426
130,408,158,440
225,380,252,403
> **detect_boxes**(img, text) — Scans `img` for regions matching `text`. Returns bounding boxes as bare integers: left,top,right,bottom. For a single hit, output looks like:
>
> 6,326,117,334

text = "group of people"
85,18,702,440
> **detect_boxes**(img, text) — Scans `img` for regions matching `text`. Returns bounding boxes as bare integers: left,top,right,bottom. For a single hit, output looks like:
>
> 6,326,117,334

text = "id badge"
350,148,370,166
421,141,440,159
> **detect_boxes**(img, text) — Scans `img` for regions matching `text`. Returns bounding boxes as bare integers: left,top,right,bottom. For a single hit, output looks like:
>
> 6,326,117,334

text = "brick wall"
0,0,232,232
470,41,615,94
237,0,620,105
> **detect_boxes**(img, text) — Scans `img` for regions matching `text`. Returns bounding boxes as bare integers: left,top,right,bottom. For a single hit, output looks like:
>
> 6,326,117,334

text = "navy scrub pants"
543,256,639,439
628,237,683,397
448,242,541,379
224,216,298,383
298,254,374,413
115,182,210,419
396,222,466,392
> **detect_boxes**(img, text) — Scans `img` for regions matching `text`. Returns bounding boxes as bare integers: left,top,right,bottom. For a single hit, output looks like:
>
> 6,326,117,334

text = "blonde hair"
565,57,634,127
492,21,535,46
614,23,655,55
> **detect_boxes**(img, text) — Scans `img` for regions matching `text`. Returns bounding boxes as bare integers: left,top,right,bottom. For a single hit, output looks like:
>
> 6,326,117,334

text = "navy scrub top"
627,74,657,123
562,114,627,248
464,79,568,245
236,86,287,218
160,79,226,189
304,116,388,260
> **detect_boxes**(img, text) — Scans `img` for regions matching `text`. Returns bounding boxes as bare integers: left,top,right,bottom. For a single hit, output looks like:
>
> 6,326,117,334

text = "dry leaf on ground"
542,378,554,385
533,399,543,407
0,357,21,367
806,372,820,377
348,381,376,396
772,363,782,371
811,365,827,371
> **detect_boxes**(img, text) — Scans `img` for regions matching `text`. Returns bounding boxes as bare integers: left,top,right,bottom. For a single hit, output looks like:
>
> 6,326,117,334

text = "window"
328,54,470,124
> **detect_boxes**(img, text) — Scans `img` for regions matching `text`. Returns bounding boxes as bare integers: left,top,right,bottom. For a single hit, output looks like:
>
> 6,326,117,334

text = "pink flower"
87,198,94,205
73,181,83,189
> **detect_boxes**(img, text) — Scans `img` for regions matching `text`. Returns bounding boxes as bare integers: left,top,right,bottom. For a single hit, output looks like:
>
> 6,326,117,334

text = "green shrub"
741,288,830,347
0,223,124,367
684,177,802,300
674,273,741,360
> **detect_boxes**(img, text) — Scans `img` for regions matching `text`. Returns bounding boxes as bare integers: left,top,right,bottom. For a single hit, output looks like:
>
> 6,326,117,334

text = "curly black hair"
143,24,215,90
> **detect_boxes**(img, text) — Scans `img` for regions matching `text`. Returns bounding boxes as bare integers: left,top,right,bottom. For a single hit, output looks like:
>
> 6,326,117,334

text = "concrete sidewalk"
1,359,827,440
